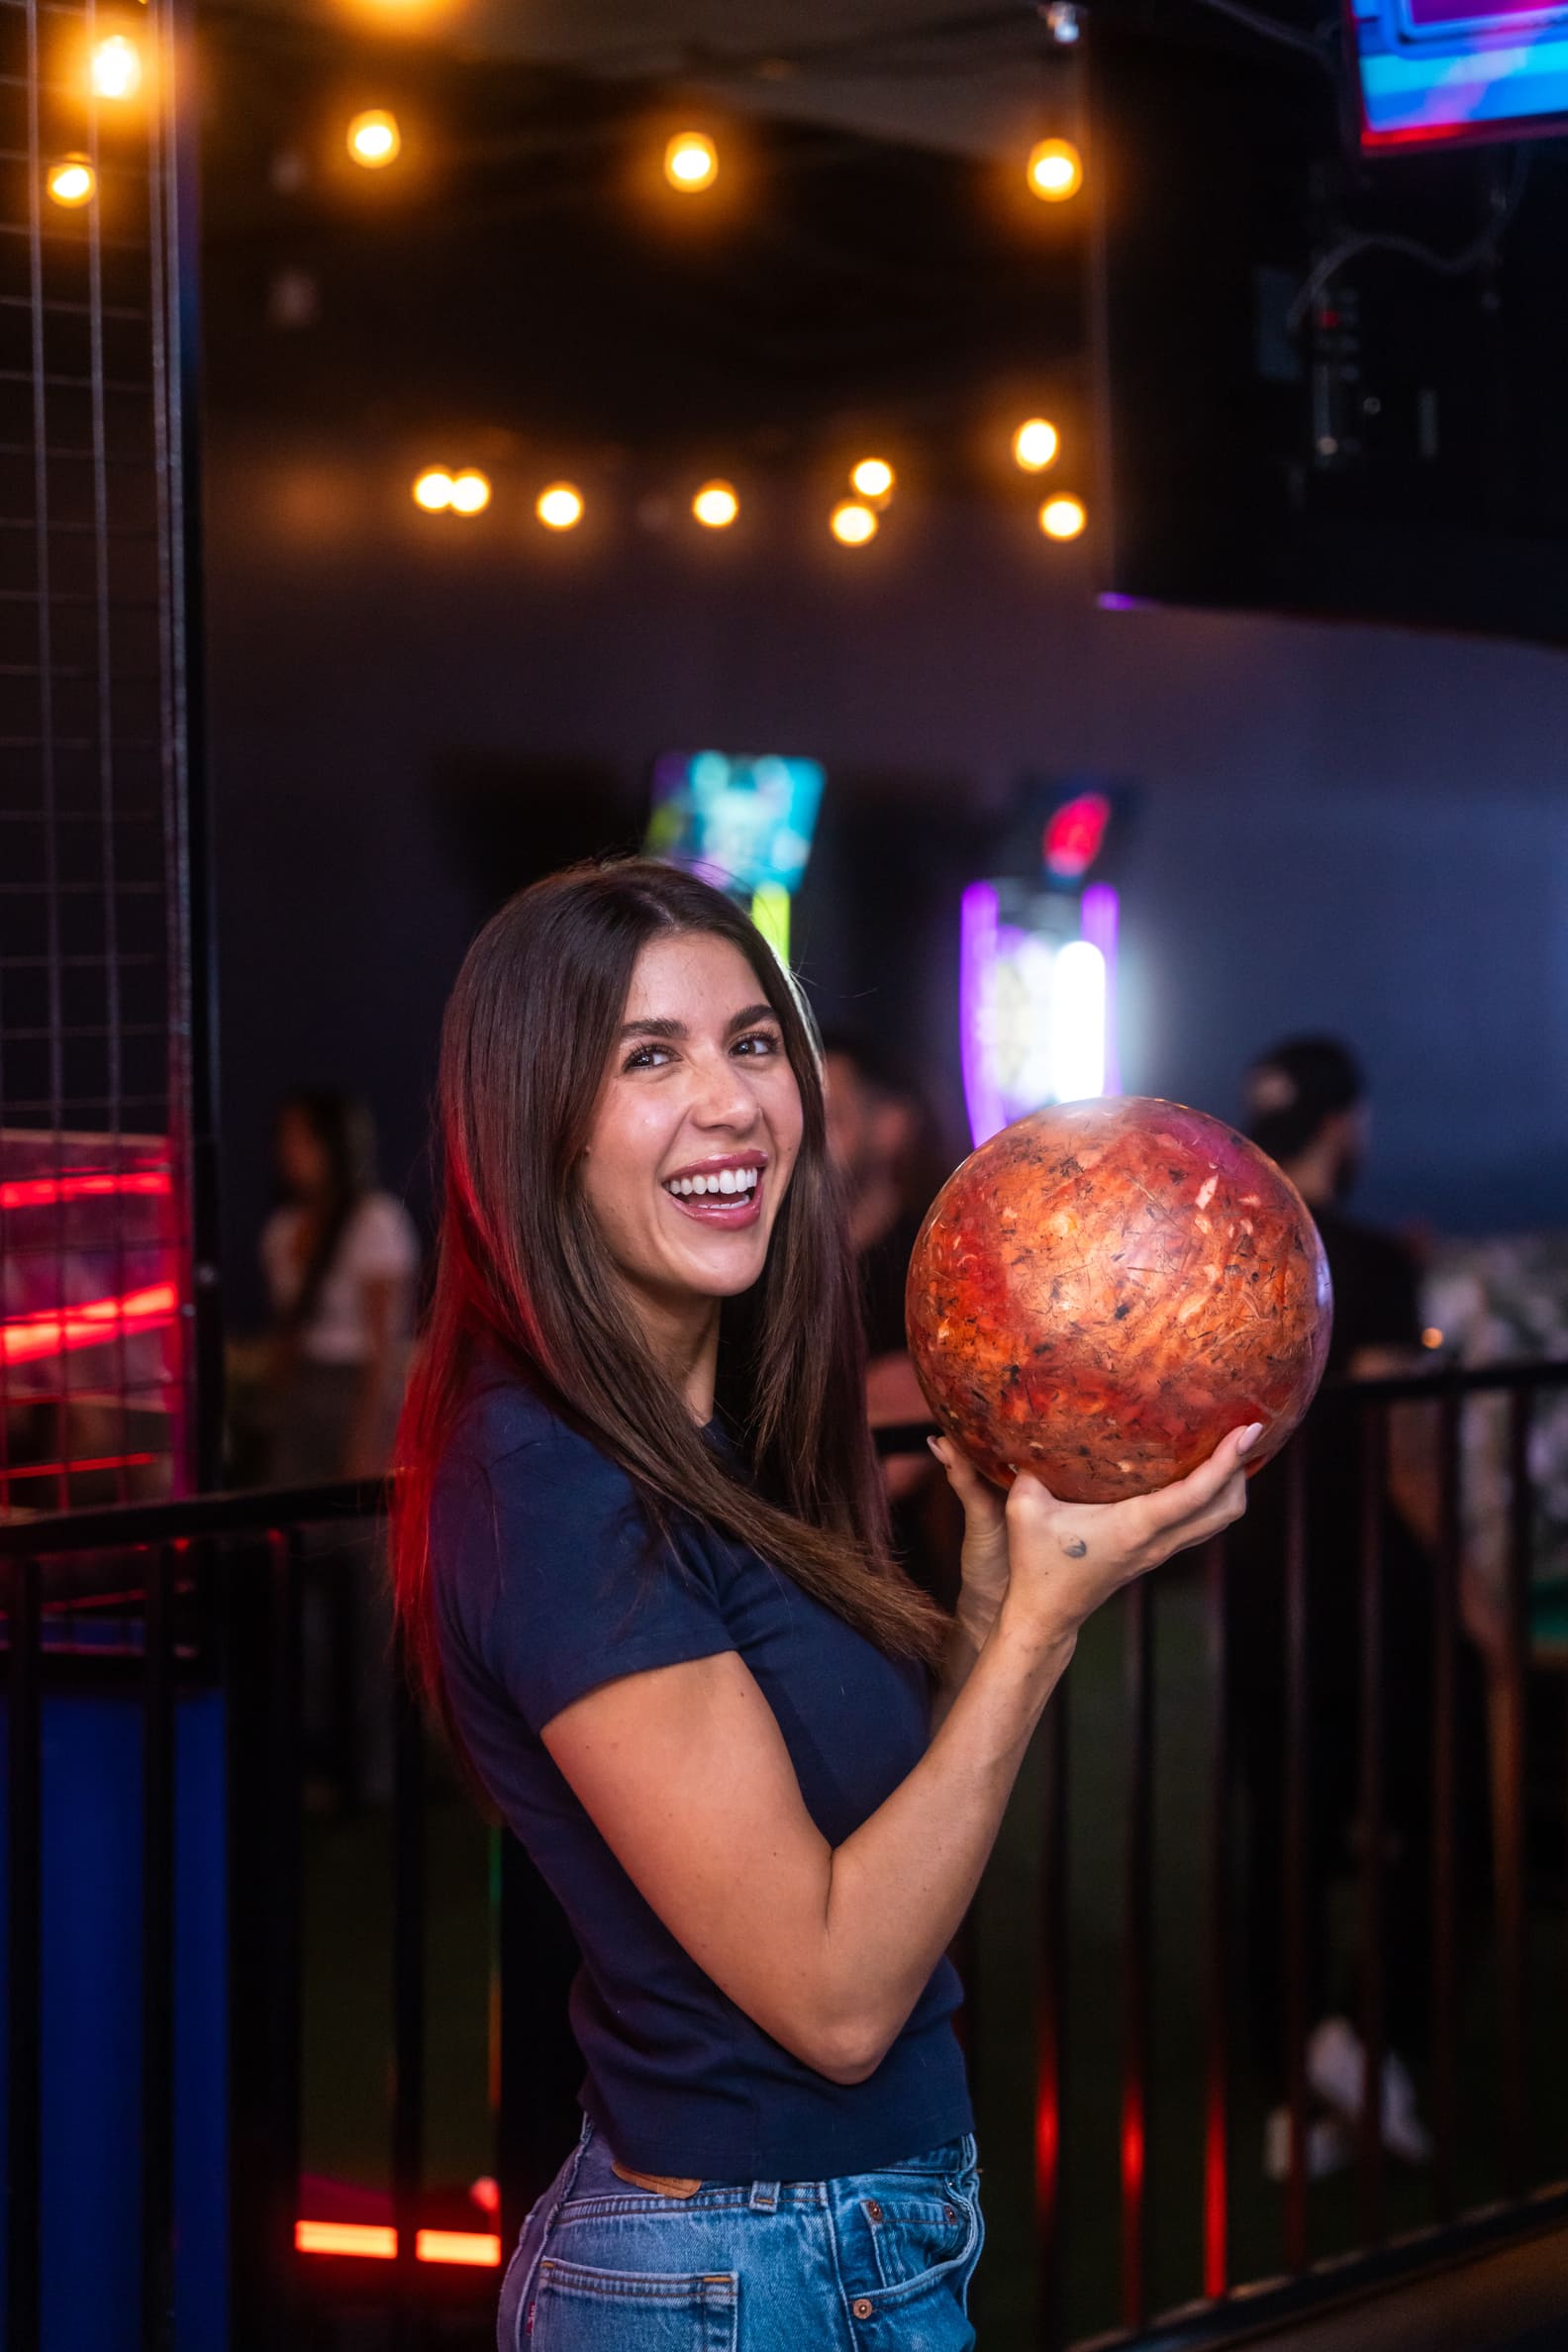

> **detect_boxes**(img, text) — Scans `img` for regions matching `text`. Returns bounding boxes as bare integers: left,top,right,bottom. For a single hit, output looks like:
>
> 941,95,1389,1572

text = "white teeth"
665,1166,760,1199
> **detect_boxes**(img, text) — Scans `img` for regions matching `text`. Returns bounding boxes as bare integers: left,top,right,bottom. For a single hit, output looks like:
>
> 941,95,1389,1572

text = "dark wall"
207,428,1568,1324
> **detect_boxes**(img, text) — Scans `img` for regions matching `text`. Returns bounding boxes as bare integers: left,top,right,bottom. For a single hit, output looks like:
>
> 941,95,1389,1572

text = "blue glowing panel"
1348,0,1568,146
645,753,825,898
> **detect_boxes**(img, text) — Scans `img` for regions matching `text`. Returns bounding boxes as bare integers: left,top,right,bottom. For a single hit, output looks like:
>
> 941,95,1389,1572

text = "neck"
628,1290,723,1424
847,1168,903,1254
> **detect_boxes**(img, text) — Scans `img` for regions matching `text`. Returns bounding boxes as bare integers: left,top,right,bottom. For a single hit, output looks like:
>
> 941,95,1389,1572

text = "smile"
661,1158,766,1226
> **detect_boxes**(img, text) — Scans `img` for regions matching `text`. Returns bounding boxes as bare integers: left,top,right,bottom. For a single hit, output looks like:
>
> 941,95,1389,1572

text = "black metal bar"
1036,1674,1069,2351
1282,1440,1310,2272
142,1541,177,2351
1122,1576,1153,2331
1498,1388,1532,2200
1430,1392,1461,2224
0,1473,392,1556
7,1552,43,2352
391,1626,427,2332
1203,1534,1229,2302
1357,1406,1387,2246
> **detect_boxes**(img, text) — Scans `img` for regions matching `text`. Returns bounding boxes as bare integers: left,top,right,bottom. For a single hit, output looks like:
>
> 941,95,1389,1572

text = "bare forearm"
822,1607,1073,2071
929,1587,1006,1739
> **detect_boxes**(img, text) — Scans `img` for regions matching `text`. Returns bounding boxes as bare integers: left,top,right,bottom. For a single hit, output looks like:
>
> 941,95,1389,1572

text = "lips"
661,1164,765,1229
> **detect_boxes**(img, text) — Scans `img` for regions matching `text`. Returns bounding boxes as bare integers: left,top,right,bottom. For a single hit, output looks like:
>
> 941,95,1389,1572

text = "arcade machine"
644,750,826,961
959,784,1130,1148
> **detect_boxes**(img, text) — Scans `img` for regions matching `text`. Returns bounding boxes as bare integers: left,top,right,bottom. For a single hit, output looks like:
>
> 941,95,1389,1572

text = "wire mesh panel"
0,0,206,1519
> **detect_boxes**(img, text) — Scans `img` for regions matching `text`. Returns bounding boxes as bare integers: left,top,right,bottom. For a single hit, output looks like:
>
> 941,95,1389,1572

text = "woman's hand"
930,1421,1260,1649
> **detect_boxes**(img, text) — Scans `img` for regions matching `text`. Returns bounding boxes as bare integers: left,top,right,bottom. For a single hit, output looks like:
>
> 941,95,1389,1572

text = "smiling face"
579,930,806,1341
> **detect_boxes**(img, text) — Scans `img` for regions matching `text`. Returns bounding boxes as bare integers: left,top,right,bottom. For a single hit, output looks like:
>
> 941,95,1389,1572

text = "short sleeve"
434,1421,737,1737
343,1194,420,1285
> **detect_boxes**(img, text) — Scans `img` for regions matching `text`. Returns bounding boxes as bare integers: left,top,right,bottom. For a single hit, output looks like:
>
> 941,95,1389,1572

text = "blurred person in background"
255,1087,421,1807
822,1029,959,1611
1228,1036,1488,2182
259,1088,421,1484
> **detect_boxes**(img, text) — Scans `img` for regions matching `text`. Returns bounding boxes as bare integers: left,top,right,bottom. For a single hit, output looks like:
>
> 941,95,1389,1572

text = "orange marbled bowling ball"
906,1097,1332,1504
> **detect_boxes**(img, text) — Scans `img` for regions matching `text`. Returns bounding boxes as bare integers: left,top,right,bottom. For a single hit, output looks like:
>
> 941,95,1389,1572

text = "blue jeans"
497,2113,985,2349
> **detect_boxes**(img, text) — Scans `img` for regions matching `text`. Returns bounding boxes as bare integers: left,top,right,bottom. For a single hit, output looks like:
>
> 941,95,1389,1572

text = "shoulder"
434,1364,643,1547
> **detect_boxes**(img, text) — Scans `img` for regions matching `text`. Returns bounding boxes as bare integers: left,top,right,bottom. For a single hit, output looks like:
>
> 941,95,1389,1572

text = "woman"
392,860,1255,2350
259,1089,420,1484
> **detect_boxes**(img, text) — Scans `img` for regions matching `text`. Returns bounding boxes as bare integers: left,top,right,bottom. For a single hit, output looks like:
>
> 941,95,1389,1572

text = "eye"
623,1042,672,1071
734,1029,782,1058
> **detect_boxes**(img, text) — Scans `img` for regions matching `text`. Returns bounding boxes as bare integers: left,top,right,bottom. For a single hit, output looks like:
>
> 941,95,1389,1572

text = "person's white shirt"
259,1190,420,1366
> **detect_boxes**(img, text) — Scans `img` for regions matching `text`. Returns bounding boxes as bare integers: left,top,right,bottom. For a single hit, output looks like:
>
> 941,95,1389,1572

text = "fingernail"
1237,1421,1265,1455
927,1435,946,1461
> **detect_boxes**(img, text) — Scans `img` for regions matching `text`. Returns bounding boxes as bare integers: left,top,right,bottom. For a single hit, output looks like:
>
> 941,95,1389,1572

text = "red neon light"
293,2220,501,2268
1,1282,178,1366
0,1171,173,1214
1043,792,1112,882
3,1452,157,1484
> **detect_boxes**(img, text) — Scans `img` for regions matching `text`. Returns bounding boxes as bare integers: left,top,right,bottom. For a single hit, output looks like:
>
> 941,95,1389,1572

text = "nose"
689,1042,761,1131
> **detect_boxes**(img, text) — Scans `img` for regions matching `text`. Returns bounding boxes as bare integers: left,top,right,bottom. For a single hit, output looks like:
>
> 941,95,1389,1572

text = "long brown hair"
391,858,949,1749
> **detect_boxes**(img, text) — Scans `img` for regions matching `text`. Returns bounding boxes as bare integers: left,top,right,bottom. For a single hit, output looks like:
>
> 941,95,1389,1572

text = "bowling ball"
906,1097,1332,1504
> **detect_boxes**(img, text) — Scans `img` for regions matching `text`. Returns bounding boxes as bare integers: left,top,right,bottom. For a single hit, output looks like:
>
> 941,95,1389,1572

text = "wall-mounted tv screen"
644,753,825,898
1346,0,1568,148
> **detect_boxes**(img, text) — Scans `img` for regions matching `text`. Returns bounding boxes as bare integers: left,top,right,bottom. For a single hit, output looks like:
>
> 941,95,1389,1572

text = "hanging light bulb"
693,480,738,529
448,470,491,516
47,155,95,208
1012,418,1060,472
537,483,585,531
1027,138,1083,202
849,457,895,503
1039,494,1088,540
413,468,454,513
664,132,719,192
347,110,401,168
90,34,142,101
831,500,878,547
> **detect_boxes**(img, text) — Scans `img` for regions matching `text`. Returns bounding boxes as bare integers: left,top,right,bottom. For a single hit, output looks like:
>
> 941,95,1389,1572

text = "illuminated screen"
1347,0,1568,147
645,753,825,897
959,881,1115,1146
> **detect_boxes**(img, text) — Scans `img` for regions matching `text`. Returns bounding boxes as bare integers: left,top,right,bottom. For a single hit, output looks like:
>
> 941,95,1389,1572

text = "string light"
849,457,894,503
90,34,142,101
1039,495,1087,541
347,110,401,168
1012,418,1060,472
46,155,95,208
448,469,491,515
831,499,878,547
413,468,454,512
664,133,718,192
1027,138,1083,203
537,483,585,531
693,480,738,529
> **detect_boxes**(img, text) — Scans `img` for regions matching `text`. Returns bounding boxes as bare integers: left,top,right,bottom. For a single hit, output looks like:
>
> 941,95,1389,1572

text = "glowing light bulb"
1013,418,1060,472
849,457,894,502
1039,495,1087,541
413,468,453,512
449,469,491,516
347,110,401,168
1027,138,1083,203
90,35,142,101
693,480,738,529
47,156,95,208
831,500,877,547
664,133,718,192
537,483,584,531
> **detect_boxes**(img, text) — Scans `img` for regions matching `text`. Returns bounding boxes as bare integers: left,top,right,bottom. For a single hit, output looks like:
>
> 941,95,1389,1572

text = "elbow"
803,2014,891,2088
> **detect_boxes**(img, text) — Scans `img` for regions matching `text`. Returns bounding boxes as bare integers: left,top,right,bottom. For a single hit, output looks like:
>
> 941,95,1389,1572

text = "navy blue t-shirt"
429,1348,973,2183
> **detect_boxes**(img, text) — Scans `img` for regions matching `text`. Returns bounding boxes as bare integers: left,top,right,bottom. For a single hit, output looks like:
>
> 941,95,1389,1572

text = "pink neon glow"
1,1282,179,1366
0,1170,172,1214
959,881,1006,1148
1079,882,1122,1094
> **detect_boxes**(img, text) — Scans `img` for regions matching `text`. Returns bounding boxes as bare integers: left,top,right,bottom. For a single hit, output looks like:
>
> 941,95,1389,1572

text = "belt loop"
748,2179,780,2211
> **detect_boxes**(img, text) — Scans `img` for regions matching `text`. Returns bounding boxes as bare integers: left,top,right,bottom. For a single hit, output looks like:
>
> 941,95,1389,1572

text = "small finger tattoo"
1061,1536,1088,1559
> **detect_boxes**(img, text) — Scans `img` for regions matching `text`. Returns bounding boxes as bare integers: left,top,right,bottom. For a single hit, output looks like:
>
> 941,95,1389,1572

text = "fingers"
929,1433,1006,1519
1140,1422,1261,1532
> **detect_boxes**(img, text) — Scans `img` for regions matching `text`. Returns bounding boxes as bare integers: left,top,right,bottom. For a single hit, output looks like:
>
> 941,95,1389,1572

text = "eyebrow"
618,1002,779,1043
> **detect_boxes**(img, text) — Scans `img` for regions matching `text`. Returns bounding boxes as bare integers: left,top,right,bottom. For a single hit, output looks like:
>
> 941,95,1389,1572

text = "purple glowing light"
959,881,1006,1146
1078,881,1122,1095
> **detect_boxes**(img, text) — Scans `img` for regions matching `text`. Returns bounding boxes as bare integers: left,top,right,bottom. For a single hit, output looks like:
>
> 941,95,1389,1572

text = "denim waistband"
577,2115,980,2209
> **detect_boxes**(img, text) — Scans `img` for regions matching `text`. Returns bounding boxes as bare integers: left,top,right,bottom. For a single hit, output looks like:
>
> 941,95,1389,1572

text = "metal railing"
2,1362,1566,2349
